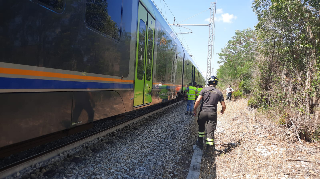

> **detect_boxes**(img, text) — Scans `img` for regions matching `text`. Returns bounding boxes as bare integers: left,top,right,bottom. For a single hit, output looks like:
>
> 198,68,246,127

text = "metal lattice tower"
206,2,216,81
167,1,216,83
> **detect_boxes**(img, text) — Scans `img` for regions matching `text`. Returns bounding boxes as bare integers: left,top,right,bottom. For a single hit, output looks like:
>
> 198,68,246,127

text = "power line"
158,1,216,81
152,0,191,52
179,8,210,24
169,2,216,83
161,0,175,18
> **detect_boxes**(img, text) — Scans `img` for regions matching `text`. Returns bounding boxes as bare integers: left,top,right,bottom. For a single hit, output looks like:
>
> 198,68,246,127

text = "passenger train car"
0,0,205,151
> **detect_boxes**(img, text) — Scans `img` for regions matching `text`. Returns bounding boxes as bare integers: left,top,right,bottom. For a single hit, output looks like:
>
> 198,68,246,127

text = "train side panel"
0,0,136,148
0,0,205,149
0,92,72,148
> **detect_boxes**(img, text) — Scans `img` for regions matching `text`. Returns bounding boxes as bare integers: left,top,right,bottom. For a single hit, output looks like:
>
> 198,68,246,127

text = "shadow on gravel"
200,140,241,178
215,140,241,156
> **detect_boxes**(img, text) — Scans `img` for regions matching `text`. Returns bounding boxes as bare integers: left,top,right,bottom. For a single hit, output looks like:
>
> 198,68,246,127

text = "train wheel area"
1,101,198,179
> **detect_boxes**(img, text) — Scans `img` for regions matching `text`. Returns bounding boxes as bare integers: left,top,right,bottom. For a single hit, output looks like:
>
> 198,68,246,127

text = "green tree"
216,28,257,94
252,0,320,141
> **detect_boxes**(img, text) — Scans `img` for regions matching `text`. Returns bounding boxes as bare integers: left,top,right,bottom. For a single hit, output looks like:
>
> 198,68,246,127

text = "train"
0,0,205,152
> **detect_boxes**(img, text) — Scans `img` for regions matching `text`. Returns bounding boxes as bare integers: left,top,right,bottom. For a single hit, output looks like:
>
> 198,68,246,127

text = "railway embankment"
200,99,320,178
4,102,197,179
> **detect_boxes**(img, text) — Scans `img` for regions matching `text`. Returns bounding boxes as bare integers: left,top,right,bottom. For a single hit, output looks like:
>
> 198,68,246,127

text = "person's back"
193,76,226,151
185,83,197,115
187,85,197,100
200,86,223,112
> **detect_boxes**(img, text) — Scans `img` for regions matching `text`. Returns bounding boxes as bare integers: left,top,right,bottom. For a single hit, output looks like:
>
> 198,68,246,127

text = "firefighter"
193,76,226,150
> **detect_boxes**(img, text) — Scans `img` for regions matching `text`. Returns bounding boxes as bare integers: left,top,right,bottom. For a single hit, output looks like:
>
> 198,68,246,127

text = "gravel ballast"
5,101,198,179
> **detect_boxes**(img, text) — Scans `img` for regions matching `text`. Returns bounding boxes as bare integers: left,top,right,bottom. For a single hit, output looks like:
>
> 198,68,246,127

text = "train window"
146,27,154,81
37,0,65,12
137,19,146,80
86,0,122,40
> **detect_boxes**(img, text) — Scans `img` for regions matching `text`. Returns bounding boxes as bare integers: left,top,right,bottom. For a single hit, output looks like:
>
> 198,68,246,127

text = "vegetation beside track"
216,0,320,142
210,99,320,178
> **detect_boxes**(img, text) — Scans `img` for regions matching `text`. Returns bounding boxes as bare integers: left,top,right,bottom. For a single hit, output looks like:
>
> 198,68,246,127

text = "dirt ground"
200,99,320,179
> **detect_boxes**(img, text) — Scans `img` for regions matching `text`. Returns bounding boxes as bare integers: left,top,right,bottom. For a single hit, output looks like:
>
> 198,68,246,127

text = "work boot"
185,112,188,115
204,144,215,161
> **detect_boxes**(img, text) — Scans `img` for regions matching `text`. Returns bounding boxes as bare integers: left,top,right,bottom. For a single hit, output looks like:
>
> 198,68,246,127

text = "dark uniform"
197,86,224,146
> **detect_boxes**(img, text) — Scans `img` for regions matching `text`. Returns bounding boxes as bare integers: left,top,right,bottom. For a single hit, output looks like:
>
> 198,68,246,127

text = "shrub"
313,126,320,142
248,96,259,108
233,90,243,99
278,113,289,125
239,80,251,94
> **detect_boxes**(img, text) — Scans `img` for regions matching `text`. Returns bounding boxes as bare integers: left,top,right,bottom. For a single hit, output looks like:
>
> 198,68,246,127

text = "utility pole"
170,2,216,83
207,2,216,81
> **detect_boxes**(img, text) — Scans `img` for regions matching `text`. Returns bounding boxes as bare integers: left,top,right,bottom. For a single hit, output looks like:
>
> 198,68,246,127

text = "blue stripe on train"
0,77,133,89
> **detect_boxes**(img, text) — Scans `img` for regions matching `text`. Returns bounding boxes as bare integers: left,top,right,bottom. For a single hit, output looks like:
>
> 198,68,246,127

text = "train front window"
137,19,146,80
85,0,122,40
146,27,154,81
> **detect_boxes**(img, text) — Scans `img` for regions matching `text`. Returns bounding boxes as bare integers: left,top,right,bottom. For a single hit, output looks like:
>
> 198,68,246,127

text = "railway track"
0,99,182,178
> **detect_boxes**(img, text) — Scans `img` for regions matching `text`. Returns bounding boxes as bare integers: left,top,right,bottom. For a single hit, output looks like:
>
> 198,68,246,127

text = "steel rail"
0,100,183,179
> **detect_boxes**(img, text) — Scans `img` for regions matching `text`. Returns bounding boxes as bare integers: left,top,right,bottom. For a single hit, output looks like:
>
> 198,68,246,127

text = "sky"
151,0,258,78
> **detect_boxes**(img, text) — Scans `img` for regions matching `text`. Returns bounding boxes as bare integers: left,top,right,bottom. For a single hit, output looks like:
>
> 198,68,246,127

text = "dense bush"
216,0,320,142
233,90,243,99
217,28,257,95
251,0,320,142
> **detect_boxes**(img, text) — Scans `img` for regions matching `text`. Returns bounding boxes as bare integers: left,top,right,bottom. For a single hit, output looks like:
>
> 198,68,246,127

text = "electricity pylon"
207,2,216,81
170,2,216,83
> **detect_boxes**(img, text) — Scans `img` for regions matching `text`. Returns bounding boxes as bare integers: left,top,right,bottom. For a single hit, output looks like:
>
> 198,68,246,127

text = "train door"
134,3,155,106
144,10,155,104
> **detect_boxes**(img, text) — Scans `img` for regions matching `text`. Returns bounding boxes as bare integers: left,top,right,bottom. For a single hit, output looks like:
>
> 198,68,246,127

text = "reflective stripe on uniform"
206,141,214,145
198,132,205,137
206,138,214,145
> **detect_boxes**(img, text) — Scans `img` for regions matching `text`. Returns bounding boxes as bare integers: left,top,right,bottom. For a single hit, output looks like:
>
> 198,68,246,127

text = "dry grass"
212,99,320,179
